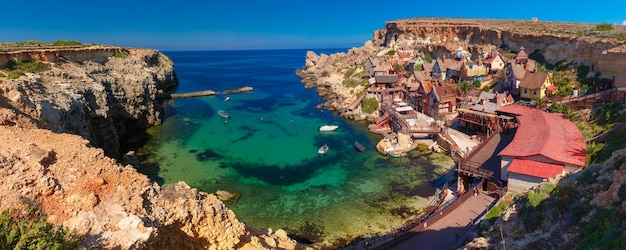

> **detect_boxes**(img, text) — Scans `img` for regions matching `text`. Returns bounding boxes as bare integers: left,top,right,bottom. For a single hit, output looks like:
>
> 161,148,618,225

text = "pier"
165,86,253,99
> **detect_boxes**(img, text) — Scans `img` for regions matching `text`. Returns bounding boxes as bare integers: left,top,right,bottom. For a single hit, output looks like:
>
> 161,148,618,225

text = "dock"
166,86,253,99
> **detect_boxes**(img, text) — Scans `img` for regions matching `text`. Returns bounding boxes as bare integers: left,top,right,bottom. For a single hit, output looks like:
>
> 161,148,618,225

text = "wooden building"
496,105,586,193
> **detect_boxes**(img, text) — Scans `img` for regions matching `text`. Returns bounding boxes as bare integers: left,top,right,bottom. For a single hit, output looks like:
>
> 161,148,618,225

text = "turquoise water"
136,49,455,248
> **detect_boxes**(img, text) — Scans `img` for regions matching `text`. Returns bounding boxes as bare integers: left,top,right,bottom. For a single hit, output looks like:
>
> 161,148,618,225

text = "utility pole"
500,224,506,250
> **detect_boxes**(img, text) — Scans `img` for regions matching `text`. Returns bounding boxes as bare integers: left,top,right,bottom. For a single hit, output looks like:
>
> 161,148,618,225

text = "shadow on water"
221,151,342,186
232,96,278,113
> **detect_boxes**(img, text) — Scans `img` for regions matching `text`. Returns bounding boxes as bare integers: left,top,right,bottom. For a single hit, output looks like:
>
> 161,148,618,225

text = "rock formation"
0,46,178,159
0,111,311,249
373,18,626,80
0,46,312,249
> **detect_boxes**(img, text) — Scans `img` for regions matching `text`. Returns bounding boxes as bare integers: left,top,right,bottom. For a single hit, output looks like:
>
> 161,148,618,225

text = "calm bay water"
136,49,454,248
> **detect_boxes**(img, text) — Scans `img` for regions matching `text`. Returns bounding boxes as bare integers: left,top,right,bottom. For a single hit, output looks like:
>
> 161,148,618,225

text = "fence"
342,180,490,250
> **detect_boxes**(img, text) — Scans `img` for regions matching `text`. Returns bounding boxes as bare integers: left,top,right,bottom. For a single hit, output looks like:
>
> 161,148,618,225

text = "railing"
342,184,450,250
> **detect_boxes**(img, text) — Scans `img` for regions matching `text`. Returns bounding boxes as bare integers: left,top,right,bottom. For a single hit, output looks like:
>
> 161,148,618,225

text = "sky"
1,0,624,51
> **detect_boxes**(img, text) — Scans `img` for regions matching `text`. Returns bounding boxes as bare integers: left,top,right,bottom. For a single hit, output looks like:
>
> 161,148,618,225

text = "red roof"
508,159,564,179
499,106,586,167
496,104,534,116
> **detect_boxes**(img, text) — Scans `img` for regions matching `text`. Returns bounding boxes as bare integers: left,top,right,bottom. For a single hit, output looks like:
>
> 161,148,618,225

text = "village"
353,45,616,199
337,44,626,249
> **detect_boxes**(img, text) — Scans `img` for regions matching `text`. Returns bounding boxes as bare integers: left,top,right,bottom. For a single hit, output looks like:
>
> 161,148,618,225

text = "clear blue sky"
1,0,624,51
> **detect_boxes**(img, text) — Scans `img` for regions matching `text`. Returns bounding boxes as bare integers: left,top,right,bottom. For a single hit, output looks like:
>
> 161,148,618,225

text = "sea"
135,49,455,248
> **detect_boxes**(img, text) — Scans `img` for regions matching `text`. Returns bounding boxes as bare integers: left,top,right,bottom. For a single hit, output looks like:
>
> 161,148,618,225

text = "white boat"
318,125,338,132
224,96,231,102
318,144,329,155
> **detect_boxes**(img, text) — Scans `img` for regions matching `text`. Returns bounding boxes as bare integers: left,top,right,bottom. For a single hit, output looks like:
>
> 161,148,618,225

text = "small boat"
387,150,406,158
218,110,230,119
354,140,366,152
224,96,231,102
318,125,338,132
318,144,329,155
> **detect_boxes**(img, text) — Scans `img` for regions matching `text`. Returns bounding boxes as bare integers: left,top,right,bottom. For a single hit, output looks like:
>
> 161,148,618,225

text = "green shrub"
472,80,481,88
526,182,555,208
114,50,129,58
577,168,599,185
52,40,82,46
482,85,490,92
361,97,378,114
579,207,626,249
18,61,51,73
342,79,368,88
8,70,24,79
485,201,509,223
595,22,614,31
385,49,396,56
0,72,4,77
0,207,81,249
344,67,356,78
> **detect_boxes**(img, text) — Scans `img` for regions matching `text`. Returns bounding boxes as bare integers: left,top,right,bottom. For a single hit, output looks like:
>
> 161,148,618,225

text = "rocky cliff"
373,18,626,79
0,108,310,249
0,46,178,159
297,18,626,121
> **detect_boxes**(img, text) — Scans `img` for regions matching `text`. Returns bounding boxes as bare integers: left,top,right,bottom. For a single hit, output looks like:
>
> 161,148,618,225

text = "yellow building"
518,71,554,100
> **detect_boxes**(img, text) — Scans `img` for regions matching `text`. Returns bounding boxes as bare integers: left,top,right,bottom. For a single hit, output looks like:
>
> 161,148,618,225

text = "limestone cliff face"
373,18,626,79
0,46,178,159
296,41,382,121
0,108,311,250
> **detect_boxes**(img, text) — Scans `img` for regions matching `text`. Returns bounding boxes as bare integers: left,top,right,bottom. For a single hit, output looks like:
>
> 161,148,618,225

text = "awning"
457,107,496,117
395,106,414,112
396,102,408,106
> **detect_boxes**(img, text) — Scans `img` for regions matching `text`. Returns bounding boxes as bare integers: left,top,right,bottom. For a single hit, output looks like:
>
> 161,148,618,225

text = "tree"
457,81,471,96
534,97,547,109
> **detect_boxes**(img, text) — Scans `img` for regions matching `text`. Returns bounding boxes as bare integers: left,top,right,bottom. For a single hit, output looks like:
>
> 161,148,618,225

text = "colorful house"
365,57,393,77
503,47,537,95
497,105,586,193
460,60,489,82
367,74,403,103
428,84,459,118
482,51,507,73
407,70,433,113
518,71,554,101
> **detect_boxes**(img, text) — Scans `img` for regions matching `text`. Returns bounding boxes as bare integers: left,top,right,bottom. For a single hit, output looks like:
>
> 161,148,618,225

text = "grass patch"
361,97,378,114
485,201,509,223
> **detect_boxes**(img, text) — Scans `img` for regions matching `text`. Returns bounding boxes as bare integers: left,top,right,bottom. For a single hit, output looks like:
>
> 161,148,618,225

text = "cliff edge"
0,46,178,159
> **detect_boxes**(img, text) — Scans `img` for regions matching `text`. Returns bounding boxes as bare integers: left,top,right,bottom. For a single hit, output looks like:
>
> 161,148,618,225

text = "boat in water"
354,140,366,152
386,150,406,158
218,110,230,119
318,144,329,155
318,125,338,132
224,96,231,102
